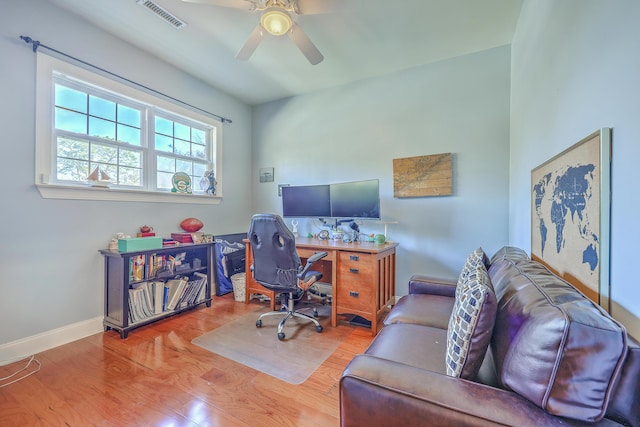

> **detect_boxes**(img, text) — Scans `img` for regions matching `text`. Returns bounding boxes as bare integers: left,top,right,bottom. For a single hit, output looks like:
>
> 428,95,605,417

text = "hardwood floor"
0,294,374,426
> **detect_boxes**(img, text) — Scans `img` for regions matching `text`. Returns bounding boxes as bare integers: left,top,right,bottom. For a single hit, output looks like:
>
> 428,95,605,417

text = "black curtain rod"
19,35,233,124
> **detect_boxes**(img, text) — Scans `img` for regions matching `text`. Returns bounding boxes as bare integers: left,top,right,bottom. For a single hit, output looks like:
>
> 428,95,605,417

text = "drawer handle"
349,291,359,298
350,255,359,261
349,268,359,274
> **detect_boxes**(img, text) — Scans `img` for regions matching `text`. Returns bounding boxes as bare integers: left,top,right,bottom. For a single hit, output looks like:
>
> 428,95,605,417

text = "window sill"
36,183,222,205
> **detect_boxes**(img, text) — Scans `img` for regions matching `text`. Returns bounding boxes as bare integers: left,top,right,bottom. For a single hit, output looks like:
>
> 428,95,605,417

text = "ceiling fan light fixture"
260,8,292,36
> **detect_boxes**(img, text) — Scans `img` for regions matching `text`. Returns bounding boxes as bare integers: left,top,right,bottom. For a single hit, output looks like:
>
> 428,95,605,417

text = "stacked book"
127,273,208,324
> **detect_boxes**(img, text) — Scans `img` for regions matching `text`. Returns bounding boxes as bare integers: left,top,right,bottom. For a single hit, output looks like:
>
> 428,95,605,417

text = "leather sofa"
340,246,640,426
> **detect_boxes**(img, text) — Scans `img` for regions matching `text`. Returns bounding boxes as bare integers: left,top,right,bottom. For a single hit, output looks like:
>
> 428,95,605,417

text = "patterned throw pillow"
446,264,497,379
456,247,490,298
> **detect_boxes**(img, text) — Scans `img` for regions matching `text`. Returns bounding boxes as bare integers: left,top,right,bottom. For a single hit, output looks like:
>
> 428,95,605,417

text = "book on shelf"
153,281,164,314
148,253,166,279
165,277,188,311
136,232,156,237
176,274,207,309
162,238,178,247
129,254,145,282
128,274,208,324
193,272,209,303
128,281,168,323
171,233,193,243
168,252,187,272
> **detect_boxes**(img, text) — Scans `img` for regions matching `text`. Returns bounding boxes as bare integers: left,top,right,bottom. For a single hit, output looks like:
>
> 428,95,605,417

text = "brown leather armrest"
408,274,457,297
340,355,594,427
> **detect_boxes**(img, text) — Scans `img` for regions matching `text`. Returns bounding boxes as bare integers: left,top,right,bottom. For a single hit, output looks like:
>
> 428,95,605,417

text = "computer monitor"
330,179,380,219
281,184,331,218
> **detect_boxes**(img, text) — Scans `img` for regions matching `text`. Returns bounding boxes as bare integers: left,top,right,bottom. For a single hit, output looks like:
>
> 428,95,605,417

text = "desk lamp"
349,221,360,242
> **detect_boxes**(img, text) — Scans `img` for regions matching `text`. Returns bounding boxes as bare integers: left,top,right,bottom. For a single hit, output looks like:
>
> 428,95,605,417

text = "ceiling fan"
182,0,339,65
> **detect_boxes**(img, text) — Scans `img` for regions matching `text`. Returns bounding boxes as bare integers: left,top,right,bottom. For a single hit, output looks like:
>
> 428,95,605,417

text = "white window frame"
35,53,222,204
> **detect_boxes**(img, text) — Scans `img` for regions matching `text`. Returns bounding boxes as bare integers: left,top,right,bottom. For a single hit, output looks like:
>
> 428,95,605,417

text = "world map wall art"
531,128,611,312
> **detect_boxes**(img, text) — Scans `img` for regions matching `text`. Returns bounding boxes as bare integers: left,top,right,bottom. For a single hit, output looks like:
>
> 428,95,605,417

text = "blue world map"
532,164,599,272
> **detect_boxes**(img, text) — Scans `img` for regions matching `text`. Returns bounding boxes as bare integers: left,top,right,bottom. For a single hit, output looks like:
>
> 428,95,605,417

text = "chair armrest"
408,274,457,297
340,355,587,427
299,251,328,278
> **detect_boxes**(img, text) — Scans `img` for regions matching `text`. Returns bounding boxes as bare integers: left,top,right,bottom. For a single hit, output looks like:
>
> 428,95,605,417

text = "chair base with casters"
255,270,325,341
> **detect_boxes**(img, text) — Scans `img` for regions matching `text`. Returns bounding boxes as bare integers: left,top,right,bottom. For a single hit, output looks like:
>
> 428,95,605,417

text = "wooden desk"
244,237,398,335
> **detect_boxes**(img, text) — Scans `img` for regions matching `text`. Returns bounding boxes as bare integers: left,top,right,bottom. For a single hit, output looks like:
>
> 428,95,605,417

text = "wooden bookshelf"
99,242,215,338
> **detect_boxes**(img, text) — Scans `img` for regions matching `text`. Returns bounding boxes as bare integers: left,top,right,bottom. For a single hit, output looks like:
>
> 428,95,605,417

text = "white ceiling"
44,0,523,105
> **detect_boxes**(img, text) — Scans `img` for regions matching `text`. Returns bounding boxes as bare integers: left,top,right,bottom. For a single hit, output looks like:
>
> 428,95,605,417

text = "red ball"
180,217,204,232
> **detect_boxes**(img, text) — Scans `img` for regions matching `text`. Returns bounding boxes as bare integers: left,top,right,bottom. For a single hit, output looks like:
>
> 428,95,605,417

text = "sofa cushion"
365,323,448,374
446,265,497,379
488,252,628,422
456,247,490,298
384,294,455,328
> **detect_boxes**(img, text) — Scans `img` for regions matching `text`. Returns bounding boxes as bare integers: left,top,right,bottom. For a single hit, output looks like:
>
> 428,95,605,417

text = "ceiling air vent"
136,0,187,29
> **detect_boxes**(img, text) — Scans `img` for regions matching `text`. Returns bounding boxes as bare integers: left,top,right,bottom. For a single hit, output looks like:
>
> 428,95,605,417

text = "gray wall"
252,46,511,293
509,0,640,339
0,0,253,346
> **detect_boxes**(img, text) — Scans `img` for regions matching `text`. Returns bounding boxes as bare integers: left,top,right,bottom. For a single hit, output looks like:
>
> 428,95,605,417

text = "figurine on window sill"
200,170,217,195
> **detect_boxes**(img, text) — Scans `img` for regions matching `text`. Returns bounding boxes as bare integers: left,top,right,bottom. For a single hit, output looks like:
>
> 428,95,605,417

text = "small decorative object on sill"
199,170,217,195
87,166,112,188
171,172,192,193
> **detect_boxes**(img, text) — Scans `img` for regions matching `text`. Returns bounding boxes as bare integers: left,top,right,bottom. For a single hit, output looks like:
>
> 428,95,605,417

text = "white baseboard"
0,317,104,366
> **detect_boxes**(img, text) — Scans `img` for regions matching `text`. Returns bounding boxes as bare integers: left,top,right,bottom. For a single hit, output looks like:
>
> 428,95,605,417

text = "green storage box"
118,237,163,252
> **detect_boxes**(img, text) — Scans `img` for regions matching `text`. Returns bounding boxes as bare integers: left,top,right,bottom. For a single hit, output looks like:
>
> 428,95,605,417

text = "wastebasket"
231,272,246,302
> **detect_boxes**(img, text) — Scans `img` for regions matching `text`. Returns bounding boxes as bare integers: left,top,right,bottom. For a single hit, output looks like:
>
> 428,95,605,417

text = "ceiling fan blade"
287,22,324,65
181,0,254,10
295,0,340,15
236,24,265,60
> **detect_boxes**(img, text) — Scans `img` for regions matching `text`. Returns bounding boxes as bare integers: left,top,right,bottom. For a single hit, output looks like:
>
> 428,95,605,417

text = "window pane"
119,148,142,168
155,117,173,136
155,134,173,153
157,156,175,173
175,123,190,141
57,158,89,181
174,139,190,157
118,105,141,127
119,166,142,186
192,143,206,160
89,96,115,120
55,85,87,113
89,117,116,140
157,171,173,189
100,164,117,182
91,143,118,164
57,137,89,160
192,128,205,144
176,159,192,174
193,163,206,179
117,124,141,145
55,108,87,134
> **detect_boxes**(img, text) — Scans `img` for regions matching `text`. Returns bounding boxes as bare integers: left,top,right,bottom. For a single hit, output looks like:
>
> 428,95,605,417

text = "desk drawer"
338,251,374,279
336,278,373,313
297,247,335,261
337,251,374,313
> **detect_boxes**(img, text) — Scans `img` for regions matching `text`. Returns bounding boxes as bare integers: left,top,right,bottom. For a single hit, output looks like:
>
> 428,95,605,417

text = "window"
35,53,222,203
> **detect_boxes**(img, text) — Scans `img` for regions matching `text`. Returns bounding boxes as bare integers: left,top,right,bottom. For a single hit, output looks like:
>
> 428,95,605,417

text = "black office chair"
248,213,328,341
